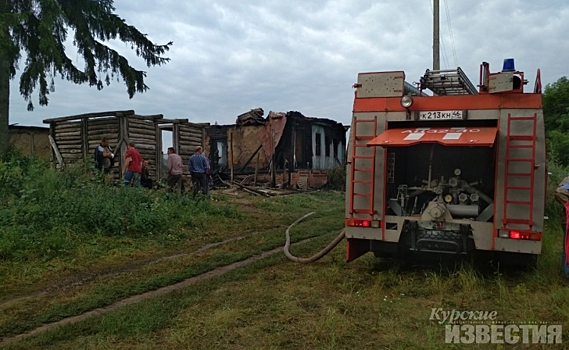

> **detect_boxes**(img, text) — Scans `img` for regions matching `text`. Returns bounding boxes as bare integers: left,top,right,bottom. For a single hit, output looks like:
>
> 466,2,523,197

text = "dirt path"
0,237,314,346
0,231,266,307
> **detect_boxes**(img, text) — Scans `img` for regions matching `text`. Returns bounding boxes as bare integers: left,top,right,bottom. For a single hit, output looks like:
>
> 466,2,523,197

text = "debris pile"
236,108,265,126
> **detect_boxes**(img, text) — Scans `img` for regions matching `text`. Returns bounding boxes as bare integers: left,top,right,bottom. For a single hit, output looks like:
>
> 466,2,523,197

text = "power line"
444,0,459,67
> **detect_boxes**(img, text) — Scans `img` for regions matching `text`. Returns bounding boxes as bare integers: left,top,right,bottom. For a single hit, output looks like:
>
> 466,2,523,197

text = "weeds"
0,152,241,262
325,165,346,191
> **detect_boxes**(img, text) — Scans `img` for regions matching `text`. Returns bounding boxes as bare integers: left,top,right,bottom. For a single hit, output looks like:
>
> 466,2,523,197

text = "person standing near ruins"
140,160,153,189
123,142,142,187
167,147,183,192
189,146,210,196
94,137,114,174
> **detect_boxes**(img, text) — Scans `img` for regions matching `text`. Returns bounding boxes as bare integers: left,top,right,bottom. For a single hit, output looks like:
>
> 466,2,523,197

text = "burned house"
206,108,347,187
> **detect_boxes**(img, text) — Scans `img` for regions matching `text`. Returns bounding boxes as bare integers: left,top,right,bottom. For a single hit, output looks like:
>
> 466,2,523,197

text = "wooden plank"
179,138,202,145
87,127,119,133
179,124,204,131
57,134,103,142
173,123,180,154
127,125,156,134
43,110,135,123
55,125,81,132
156,118,188,124
60,152,83,159
87,137,120,144
54,136,81,145
81,119,88,165
57,139,85,146
128,132,157,140
155,118,162,180
128,117,156,124
179,141,202,147
86,130,118,137
54,131,81,139
87,124,118,130
138,150,155,156
130,114,164,121
133,144,156,151
128,121,156,129
128,139,156,147
179,128,203,136
87,118,119,127
179,136,203,143
54,123,82,131
58,146,82,152
48,135,64,167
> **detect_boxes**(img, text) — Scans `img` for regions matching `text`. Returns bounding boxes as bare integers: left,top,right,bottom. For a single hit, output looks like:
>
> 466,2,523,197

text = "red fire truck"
345,59,546,266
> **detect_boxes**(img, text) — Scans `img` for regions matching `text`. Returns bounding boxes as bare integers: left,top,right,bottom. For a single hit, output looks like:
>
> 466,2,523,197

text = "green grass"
0,212,344,338
2,225,567,350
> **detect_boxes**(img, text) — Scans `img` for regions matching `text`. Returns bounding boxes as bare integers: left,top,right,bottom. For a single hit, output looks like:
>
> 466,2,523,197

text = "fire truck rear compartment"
385,141,496,255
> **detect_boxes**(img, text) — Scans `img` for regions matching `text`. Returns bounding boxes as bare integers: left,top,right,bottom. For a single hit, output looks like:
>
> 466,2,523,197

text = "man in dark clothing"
189,146,210,196
141,160,153,189
94,137,114,174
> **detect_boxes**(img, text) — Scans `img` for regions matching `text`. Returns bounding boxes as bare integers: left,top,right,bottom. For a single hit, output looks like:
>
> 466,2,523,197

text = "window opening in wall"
315,133,321,156
333,139,339,158
161,129,173,176
325,136,331,157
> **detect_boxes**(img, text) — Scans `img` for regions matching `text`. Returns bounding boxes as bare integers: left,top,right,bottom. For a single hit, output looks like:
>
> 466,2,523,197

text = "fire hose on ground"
283,212,346,263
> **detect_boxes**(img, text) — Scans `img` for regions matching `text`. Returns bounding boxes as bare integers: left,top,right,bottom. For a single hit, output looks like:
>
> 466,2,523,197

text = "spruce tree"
0,0,172,158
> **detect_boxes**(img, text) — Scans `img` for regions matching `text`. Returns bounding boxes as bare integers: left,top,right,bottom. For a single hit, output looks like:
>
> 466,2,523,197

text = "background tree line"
544,77,569,167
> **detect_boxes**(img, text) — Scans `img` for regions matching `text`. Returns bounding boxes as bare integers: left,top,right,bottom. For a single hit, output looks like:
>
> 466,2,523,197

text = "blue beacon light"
502,58,515,72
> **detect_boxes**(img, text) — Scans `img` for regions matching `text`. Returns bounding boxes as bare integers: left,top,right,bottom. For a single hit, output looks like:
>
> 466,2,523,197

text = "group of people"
94,137,210,196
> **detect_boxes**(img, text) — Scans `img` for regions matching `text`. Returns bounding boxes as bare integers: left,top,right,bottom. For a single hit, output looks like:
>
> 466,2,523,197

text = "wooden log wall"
178,122,207,177
53,120,83,167
127,117,159,179
48,113,193,184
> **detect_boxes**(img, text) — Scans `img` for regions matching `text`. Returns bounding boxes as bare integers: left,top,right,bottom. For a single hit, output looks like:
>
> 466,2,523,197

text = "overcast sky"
8,0,569,129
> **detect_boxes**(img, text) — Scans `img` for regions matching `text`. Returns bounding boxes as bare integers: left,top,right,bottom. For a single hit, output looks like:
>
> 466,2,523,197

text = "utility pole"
433,0,440,70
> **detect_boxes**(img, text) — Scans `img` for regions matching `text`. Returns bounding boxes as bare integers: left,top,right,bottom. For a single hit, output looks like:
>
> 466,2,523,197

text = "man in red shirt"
123,142,143,187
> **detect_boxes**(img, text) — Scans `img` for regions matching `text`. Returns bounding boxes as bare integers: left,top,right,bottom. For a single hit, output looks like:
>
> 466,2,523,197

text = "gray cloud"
9,0,569,129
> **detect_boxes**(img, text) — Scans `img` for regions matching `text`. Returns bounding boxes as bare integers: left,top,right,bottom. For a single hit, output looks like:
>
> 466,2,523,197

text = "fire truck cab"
345,59,546,266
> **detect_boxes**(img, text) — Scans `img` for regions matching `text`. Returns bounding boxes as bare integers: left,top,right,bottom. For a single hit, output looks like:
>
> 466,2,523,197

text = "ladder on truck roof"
420,67,478,95
349,116,378,219
502,113,538,231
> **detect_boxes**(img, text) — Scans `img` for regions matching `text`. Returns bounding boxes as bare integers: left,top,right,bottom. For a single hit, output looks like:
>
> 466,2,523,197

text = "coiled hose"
284,212,346,263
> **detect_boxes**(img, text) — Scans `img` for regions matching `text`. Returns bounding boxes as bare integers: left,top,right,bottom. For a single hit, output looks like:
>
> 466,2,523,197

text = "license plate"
418,110,464,120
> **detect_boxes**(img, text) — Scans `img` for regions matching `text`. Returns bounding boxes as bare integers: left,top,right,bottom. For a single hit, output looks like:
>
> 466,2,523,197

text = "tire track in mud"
0,232,262,307
0,237,316,346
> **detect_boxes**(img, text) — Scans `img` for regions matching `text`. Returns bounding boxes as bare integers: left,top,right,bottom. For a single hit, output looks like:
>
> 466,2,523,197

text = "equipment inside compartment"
385,144,495,221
